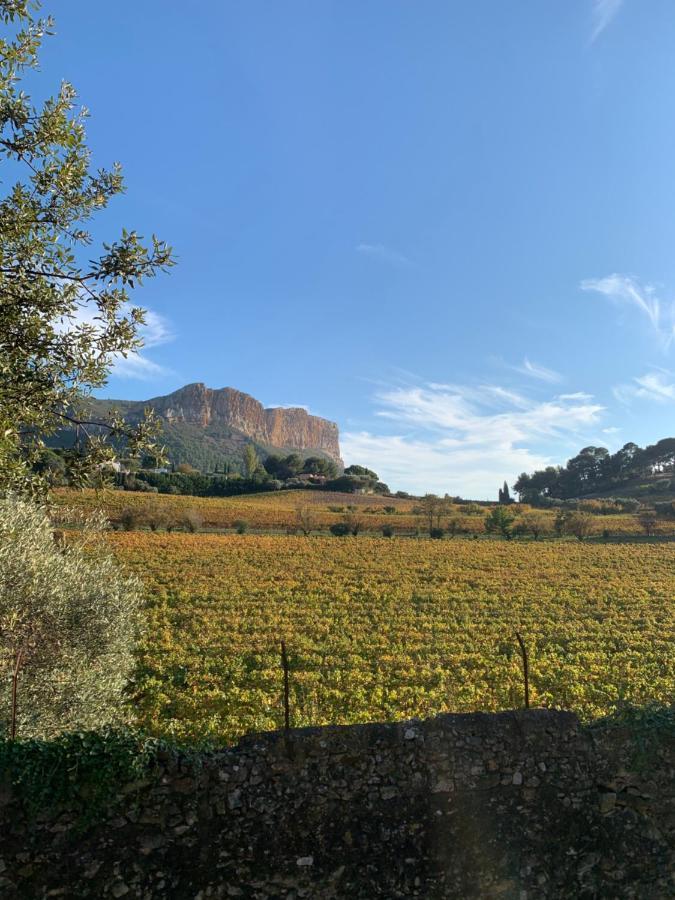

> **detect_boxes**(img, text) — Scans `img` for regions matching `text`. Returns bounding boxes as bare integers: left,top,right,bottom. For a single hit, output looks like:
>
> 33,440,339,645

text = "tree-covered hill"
514,438,675,503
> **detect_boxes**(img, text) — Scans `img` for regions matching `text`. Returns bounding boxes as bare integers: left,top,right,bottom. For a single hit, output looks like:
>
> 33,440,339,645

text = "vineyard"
52,488,675,536
106,532,675,744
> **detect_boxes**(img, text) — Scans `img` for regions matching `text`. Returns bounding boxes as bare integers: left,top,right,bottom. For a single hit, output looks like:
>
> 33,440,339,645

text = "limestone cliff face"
145,383,342,462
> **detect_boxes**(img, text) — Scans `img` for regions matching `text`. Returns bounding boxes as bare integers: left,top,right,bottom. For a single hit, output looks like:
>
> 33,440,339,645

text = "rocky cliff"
146,383,341,461
64,383,343,471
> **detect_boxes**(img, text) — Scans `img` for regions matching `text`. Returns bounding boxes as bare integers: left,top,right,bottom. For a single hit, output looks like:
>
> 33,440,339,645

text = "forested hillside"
515,438,675,502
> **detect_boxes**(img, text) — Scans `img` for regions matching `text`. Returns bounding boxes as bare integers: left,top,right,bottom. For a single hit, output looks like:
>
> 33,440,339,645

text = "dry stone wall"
0,709,673,898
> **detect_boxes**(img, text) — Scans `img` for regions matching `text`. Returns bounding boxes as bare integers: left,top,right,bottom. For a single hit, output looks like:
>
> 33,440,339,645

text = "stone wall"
0,709,673,898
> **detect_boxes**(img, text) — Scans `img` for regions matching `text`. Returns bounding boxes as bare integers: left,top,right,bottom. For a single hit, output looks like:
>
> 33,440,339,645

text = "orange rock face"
145,383,342,462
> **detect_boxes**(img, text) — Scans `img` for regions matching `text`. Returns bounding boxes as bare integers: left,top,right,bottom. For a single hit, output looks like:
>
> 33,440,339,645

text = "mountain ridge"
51,383,343,473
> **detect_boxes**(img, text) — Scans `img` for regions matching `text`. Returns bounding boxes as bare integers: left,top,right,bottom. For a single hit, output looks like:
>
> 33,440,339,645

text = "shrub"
329,523,351,537
429,527,444,539
445,516,461,538
119,507,139,531
459,503,483,516
554,510,568,537
0,499,142,739
484,506,515,539
648,479,671,494
342,509,363,536
234,520,248,534
381,525,394,538
124,477,157,493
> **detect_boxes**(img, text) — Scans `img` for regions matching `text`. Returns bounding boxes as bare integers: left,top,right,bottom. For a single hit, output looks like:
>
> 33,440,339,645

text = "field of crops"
54,487,423,531
53,488,675,536
107,532,675,744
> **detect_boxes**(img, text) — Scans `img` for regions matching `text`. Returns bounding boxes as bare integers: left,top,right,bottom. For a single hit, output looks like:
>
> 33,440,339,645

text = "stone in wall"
0,709,673,898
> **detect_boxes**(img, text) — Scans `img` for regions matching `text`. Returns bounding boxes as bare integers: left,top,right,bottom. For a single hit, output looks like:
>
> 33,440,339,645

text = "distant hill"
48,383,343,473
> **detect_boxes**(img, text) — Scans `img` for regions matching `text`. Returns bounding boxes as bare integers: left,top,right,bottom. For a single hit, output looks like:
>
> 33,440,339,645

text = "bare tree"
343,507,363,536
145,502,169,532
419,494,443,534
295,505,316,536
637,509,658,536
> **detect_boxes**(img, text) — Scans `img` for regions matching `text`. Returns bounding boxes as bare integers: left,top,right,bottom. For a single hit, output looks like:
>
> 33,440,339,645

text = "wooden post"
280,641,290,731
515,632,530,709
10,649,23,740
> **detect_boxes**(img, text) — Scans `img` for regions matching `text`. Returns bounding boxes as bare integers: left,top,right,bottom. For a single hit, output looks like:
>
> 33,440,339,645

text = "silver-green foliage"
0,2,173,494
0,498,142,738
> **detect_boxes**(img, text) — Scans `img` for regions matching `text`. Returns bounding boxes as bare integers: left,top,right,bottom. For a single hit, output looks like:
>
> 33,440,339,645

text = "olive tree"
517,510,550,541
0,497,142,738
0,2,174,495
565,511,595,542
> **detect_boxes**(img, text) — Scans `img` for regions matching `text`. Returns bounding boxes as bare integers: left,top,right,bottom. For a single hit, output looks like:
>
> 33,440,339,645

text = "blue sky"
36,0,675,497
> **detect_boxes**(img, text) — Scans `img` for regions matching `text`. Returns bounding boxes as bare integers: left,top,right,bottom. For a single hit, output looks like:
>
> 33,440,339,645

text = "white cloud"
613,370,675,404
356,242,413,267
112,353,170,379
558,391,594,401
140,309,174,349
342,381,604,498
581,274,675,349
57,302,174,380
342,431,548,501
513,357,563,384
590,0,623,43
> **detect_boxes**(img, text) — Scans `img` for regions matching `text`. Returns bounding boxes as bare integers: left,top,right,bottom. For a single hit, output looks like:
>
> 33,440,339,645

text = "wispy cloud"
57,303,175,381
590,0,623,43
109,307,175,380
113,353,171,380
613,370,675,404
139,309,174,350
513,357,563,384
342,380,604,498
581,274,675,349
356,242,413,267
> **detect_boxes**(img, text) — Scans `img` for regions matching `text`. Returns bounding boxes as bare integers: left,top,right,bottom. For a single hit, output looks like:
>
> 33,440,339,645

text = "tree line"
514,438,675,503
